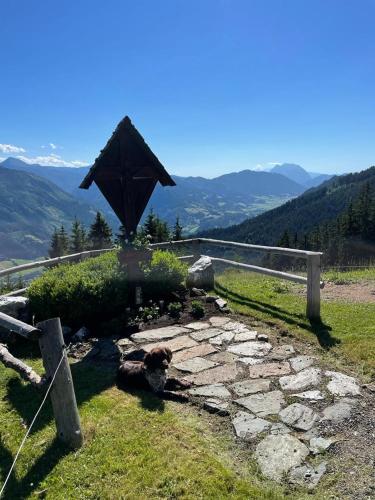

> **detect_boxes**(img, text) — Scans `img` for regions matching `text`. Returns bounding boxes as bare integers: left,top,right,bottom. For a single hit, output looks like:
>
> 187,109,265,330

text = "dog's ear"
164,347,172,363
143,351,155,369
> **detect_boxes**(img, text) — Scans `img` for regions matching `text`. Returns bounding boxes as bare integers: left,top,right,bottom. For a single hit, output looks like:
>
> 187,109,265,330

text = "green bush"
191,300,205,319
143,250,188,299
167,301,182,318
28,252,128,329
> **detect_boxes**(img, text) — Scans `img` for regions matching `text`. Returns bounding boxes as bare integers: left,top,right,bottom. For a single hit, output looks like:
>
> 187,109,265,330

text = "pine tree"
49,228,61,258
115,225,128,246
88,212,112,249
143,209,158,242
58,225,70,255
70,218,86,253
172,217,183,241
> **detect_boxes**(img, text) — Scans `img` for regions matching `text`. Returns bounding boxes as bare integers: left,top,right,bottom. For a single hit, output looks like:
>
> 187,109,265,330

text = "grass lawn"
216,270,375,379
0,350,287,500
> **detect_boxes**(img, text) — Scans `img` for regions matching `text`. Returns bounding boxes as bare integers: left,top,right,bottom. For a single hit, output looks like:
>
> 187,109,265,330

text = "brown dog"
117,346,191,397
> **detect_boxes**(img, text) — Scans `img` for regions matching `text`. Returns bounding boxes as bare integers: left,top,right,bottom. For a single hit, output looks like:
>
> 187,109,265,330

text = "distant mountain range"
0,157,334,258
269,163,332,188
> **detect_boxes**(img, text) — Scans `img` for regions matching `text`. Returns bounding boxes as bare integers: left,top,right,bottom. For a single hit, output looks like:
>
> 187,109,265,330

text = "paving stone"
309,436,334,454
209,316,231,327
249,362,291,379
321,398,357,423
228,341,272,357
203,398,229,416
185,321,211,331
131,326,189,342
270,422,291,435
173,357,218,373
325,371,361,396
209,331,235,346
289,462,327,489
279,403,319,431
232,411,271,440
292,390,325,401
289,355,316,372
222,321,249,332
255,434,309,482
208,351,238,364
279,368,321,391
235,390,285,417
184,363,238,386
190,328,225,342
233,330,257,342
267,344,295,360
237,357,264,366
215,298,227,309
230,379,270,397
116,338,135,352
188,383,231,399
172,343,217,363
142,335,198,353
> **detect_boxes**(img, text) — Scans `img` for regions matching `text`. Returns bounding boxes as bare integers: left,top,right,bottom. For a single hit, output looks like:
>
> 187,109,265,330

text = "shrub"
191,300,204,319
143,250,188,299
28,251,128,329
167,301,182,319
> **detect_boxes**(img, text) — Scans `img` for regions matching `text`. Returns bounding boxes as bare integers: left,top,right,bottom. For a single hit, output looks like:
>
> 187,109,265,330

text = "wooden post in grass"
306,254,321,320
37,318,83,449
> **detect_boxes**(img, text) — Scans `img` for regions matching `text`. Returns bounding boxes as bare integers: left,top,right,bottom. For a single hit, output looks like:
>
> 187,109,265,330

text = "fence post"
192,239,201,263
37,318,83,449
306,254,321,321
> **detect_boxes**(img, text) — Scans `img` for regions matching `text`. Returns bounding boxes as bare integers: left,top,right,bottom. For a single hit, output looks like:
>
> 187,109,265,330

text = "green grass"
216,270,375,378
323,267,375,283
0,351,286,500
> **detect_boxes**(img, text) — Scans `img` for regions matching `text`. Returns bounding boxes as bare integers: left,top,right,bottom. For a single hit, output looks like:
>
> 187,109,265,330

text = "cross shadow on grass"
215,282,340,349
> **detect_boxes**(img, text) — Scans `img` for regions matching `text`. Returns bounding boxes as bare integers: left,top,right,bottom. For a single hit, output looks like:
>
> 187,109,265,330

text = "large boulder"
186,256,214,290
0,296,29,318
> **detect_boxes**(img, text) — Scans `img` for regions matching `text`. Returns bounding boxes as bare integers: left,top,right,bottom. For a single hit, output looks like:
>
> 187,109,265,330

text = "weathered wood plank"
0,343,45,388
0,312,41,340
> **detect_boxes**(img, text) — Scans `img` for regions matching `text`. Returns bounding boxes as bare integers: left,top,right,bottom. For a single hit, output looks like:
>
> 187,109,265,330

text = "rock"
233,330,257,342
222,321,248,332
232,411,271,440
188,383,231,399
142,335,198,353
96,339,121,360
279,403,319,431
186,256,214,290
62,326,73,340
72,326,90,343
230,378,270,397
172,343,217,364
237,357,264,366
249,362,291,378
191,287,206,297
321,398,357,423
204,295,218,303
289,355,316,372
255,434,309,482
270,423,291,435
131,326,189,342
235,390,285,417
203,398,229,416
257,334,269,342
215,298,227,310
173,356,218,373
190,328,224,342
279,368,321,391
309,436,333,454
363,382,375,393
289,462,327,489
209,331,235,346
116,338,135,354
208,351,238,364
209,316,231,327
267,344,295,360
185,363,238,386
0,296,28,318
325,371,361,396
292,390,325,401
185,321,211,331
228,341,272,357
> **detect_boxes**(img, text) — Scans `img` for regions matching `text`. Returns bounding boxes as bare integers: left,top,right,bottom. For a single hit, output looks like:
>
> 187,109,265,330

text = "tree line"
49,210,183,257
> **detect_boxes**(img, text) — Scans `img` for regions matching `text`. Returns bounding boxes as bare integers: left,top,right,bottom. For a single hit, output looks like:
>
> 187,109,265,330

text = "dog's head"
144,346,172,371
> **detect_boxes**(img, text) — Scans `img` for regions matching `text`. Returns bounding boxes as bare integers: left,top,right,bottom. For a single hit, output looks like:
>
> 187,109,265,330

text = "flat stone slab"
230,379,270,397
190,328,224,342
222,321,248,332
289,355,316,372
267,344,295,360
185,321,211,331
232,411,271,440
209,331,235,346
235,390,285,417
321,398,357,423
173,357,218,373
248,362,291,379
188,383,231,399
255,434,309,482
309,436,334,454
209,316,231,327
233,330,257,342
279,368,321,391
270,422,291,435
184,363,238,386
142,335,198,353
237,357,264,366
279,403,319,431
172,343,217,364
208,351,238,364
289,462,327,489
325,371,361,396
203,398,229,416
131,326,189,342
292,390,325,401
228,341,272,357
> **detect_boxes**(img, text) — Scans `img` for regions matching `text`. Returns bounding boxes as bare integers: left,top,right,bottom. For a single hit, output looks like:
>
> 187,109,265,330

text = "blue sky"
1,0,374,177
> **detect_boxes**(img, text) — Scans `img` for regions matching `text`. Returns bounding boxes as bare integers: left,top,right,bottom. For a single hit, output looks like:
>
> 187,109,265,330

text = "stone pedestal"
186,256,214,290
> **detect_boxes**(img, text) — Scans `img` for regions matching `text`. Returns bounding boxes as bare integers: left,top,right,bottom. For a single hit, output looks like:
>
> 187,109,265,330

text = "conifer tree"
70,218,87,253
49,225,69,257
58,225,70,255
172,216,183,241
49,228,61,258
88,212,112,249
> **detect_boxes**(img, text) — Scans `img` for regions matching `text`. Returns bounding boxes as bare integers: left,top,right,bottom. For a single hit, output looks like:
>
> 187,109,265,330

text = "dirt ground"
321,281,375,303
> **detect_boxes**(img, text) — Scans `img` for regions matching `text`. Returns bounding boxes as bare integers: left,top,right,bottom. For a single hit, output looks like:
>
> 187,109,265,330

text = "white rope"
0,346,68,498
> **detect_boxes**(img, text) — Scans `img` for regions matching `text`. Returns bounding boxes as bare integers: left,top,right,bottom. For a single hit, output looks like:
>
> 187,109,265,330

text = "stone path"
122,316,364,487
